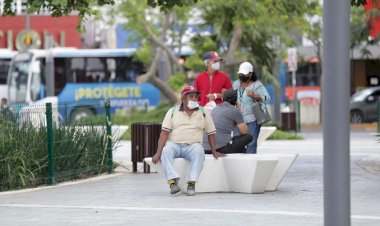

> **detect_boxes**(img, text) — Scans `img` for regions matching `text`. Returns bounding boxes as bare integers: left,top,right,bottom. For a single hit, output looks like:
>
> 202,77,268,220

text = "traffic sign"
287,48,297,72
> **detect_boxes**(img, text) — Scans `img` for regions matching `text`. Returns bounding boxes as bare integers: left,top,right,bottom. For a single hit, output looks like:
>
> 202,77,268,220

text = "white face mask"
187,100,199,109
211,61,220,71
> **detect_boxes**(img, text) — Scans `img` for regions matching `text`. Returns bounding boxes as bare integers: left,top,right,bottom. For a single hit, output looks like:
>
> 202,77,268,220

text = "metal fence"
0,100,114,191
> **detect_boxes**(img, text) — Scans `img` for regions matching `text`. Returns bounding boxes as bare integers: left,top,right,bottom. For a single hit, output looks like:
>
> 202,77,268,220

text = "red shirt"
193,70,232,106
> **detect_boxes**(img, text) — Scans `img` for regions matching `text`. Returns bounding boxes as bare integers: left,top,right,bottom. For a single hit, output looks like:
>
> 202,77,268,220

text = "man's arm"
208,133,225,159
152,130,170,164
236,122,248,134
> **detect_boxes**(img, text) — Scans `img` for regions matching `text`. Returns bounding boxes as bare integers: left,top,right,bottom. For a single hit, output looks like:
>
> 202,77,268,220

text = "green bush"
0,114,112,191
267,129,303,140
0,118,47,191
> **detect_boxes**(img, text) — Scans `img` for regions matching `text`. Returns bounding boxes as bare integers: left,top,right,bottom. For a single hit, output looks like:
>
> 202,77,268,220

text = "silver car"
350,86,380,123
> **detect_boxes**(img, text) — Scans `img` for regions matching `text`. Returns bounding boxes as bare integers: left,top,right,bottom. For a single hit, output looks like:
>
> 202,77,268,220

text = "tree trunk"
137,10,180,106
149,75,179,105
223,23,243,67
139,47,179,105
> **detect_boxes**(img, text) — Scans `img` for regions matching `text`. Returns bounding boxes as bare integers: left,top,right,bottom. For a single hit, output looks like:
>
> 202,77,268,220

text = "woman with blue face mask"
193,51,233,107
232,62,271,154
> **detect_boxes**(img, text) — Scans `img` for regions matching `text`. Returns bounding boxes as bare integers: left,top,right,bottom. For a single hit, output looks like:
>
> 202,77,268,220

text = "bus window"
54,57,67,96
8,60,29,103
70,57,107,83
86,57,106,83
0,59,11,84
107,58,116,82
70,57,86,83
30,61,42,101
115,57,144,82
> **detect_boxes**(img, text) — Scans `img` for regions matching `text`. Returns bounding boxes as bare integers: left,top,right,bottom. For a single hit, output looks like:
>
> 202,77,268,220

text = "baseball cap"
238,62,254,75
202,51,222,62
181,85,200,97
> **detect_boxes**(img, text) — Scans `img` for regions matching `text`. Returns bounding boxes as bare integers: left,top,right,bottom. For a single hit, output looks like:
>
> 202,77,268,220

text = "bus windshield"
8,59,30,103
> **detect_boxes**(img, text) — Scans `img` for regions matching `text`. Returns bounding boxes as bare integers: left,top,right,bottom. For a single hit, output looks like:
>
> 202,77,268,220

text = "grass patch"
267,129,303,140
0,113,116,191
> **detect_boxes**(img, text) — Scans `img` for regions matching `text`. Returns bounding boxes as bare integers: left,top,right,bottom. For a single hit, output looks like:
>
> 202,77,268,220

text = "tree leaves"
1,0,115,28
147,0,199,11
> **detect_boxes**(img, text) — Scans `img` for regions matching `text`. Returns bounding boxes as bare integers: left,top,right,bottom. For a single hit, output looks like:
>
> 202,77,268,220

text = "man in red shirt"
193,51,232,107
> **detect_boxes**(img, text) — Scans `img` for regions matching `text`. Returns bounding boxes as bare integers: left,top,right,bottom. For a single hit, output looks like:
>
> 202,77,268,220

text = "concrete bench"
257,126,276,146
144,153,298,194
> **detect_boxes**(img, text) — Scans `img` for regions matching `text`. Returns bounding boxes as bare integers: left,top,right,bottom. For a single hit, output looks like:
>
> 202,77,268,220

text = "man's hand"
206,93,216,101
212,151,226,159
152,152,161,164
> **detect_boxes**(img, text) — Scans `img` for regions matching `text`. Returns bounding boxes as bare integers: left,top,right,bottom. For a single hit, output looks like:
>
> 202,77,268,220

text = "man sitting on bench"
152,85,225,196
204,89,252,154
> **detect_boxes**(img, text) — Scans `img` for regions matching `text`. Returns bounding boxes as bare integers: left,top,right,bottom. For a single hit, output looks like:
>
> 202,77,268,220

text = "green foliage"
147,0,199,11
261,122,303,140
53,125,109,182
133,43,154,67
184,55,205,74
0,120,47,191
268,129,303,140
351,0,368,7
198,0,317,89
184,36,217,72
1,0,115,31
0,109,113,191
168,72,187,92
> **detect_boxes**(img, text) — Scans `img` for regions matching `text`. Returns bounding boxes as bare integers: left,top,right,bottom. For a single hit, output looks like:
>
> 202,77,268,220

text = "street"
0,131,379,226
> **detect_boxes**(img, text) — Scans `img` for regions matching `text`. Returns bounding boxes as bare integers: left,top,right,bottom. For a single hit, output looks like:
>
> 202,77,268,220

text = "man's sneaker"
187,181,196,196
170,183,181,195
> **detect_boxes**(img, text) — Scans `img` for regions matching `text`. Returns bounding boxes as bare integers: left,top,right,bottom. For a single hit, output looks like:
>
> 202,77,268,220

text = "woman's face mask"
187,100,199,109
211,61,220,71
239,75,250,83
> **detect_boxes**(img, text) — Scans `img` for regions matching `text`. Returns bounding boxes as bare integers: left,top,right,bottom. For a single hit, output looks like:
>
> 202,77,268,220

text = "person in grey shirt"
203,89,252,154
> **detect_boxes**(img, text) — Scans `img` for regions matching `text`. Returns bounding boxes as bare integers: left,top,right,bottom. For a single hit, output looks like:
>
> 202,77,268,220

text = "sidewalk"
0,131,379,226
302,122,378,132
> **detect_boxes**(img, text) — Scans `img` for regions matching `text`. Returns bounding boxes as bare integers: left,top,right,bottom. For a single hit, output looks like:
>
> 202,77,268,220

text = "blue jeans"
160,142,205,182
234,121,261,154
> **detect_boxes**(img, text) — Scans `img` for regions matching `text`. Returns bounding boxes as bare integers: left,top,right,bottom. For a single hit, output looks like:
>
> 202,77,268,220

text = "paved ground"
0,129,379,226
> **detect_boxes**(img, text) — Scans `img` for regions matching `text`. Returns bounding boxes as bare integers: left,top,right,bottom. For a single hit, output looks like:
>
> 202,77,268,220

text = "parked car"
350,86,380,123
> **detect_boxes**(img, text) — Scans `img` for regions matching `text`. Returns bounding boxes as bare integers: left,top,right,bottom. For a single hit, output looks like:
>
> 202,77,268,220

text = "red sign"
0,15,81,50
285,86,321,100
364,0,380,38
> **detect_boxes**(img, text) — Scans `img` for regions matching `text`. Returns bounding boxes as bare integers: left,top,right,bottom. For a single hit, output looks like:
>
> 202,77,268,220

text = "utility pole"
323,0,351,226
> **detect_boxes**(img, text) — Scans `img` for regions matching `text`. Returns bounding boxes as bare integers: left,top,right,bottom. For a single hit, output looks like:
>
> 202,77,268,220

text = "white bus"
7,48,161,121
0,49,16,100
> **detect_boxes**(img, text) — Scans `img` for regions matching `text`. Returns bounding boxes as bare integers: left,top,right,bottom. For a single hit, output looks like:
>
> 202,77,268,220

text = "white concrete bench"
257,126,276,146
144,153,297,194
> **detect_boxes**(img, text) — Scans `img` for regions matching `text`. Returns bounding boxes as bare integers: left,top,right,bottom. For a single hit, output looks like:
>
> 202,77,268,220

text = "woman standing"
233,62,270,154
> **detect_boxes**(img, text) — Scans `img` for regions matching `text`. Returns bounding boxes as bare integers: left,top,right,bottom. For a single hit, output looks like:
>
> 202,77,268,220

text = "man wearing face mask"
193,51,232,107
203,89,253,154
152,85,225,196
232,62,271,154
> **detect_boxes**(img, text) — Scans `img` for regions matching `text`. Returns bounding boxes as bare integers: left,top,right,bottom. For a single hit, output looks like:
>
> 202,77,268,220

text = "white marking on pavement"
0,203,379,220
